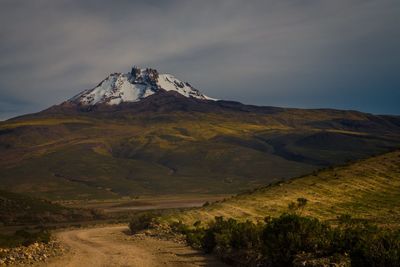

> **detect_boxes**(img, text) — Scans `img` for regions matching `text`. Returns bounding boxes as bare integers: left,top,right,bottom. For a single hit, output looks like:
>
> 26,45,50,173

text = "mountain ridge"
0,67,400,200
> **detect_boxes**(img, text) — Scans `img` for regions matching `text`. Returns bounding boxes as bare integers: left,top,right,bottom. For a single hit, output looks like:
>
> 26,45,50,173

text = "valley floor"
35,225,225,267
62,194,230,213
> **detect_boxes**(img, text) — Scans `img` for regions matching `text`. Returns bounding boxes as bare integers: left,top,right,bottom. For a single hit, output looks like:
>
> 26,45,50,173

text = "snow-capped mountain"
68,66,215,105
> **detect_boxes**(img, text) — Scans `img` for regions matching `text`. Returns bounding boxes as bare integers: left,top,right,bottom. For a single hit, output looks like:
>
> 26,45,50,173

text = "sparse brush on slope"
167,150,400,226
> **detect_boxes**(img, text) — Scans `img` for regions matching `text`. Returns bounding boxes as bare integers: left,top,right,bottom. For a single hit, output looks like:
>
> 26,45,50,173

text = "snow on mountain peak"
69,66,215,105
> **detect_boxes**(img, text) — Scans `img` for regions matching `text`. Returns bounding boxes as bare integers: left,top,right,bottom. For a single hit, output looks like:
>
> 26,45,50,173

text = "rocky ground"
0,241,64,266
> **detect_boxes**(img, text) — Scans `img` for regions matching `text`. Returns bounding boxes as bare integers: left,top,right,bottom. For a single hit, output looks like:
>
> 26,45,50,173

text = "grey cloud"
0,0,399,120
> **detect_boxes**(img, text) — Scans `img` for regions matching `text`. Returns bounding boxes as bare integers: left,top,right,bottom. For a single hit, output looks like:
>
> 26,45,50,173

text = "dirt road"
42,225,225,267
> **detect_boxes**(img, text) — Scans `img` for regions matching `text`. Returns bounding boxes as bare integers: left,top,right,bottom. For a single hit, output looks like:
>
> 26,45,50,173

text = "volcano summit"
68,66,214,106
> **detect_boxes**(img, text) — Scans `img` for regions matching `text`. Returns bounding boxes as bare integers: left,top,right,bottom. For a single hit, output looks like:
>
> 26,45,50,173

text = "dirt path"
41,225,225,267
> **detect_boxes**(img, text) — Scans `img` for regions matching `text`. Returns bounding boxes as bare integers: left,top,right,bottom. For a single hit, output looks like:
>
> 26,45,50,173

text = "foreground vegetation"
129,202,400,267
126,150,400,266
171,213,400,267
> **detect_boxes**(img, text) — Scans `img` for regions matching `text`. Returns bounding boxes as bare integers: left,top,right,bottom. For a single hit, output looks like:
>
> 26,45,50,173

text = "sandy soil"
40,225,225,267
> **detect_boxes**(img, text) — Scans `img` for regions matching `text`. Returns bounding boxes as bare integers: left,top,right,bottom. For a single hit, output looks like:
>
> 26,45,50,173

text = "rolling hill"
165,150,400,226
0,67,399,200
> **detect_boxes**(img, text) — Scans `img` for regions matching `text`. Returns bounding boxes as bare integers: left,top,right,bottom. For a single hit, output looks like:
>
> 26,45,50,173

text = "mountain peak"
68,66,215,106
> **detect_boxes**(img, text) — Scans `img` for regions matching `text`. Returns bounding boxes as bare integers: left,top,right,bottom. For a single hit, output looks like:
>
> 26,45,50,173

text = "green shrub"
333,220,400,267
202,227,217,253
186,230,206,249
262,213,333,266
288,197,308,213
129,212,157,234
170,220,190,233
170,220,206,248
350,230,400,267
15,230,51,246
169,213,400,267
0,229,51,248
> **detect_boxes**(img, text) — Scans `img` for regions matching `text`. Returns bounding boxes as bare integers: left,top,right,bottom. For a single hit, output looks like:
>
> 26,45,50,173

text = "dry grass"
166,150,400,226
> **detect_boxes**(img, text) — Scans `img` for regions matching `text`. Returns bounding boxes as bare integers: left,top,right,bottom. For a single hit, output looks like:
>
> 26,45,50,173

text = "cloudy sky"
0,0,399,120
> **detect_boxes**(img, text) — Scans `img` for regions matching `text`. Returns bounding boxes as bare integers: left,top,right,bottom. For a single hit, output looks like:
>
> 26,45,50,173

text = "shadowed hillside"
0,190,103,226
1,95,399,200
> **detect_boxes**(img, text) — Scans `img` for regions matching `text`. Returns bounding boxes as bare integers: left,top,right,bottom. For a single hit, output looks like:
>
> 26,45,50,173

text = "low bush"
129,211,159,234
332,219,400,267
0,229,51,248
172,217,263,265
171,213,400,266
262,213,332,266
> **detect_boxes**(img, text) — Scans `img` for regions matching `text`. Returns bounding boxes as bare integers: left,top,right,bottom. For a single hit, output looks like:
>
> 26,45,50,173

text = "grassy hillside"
0,98,399,200
166,150,400,226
